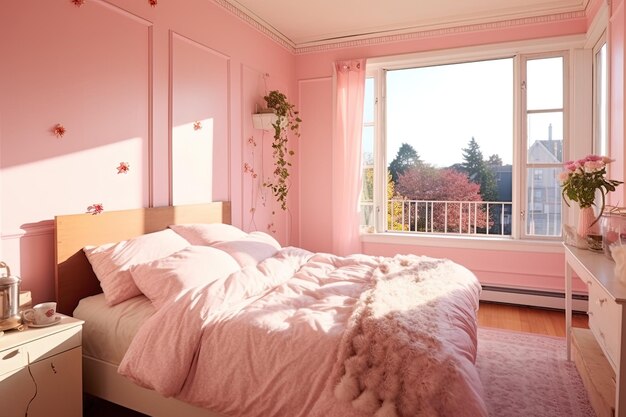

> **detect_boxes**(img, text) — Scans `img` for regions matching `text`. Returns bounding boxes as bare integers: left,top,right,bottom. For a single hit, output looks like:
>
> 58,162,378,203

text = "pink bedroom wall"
0,0,297,304
295,12,590,293
609,0,626,205
299,78,334,253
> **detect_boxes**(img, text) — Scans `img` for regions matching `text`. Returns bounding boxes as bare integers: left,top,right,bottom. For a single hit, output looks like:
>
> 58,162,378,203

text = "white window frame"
362,35,592,253
520,52,568,241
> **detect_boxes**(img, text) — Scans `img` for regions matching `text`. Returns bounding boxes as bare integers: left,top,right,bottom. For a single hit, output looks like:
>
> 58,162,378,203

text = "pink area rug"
477,328,596,417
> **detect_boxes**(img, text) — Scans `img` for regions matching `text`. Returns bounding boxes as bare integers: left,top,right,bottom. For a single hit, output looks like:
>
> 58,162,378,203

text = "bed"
55,202,487,417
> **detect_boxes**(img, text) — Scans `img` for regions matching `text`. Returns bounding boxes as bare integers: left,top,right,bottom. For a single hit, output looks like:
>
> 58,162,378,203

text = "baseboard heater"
480,285,588,313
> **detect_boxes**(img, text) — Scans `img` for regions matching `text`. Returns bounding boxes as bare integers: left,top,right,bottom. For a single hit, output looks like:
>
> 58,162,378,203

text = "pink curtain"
332,59,366,256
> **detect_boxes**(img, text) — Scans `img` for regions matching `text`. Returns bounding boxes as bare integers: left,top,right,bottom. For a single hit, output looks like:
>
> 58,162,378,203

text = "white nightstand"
0,315,84,417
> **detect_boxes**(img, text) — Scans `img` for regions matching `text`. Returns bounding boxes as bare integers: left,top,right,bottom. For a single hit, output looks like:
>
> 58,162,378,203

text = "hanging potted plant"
261,90,302,210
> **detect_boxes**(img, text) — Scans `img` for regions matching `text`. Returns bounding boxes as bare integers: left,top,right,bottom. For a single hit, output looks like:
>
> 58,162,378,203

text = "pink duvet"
118,247,487,417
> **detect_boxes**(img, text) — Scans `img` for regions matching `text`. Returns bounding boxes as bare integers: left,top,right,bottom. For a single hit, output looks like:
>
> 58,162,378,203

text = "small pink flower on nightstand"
117,162,130,174
193,121,202,131
71,0,85,6
87,204,104,215
53,124,66,138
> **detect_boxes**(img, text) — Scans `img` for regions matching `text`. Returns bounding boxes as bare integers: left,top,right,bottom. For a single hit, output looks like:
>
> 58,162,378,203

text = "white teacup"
22,302,57,325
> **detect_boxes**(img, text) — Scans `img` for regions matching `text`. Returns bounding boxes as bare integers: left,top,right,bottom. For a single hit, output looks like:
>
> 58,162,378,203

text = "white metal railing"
385,199,513,236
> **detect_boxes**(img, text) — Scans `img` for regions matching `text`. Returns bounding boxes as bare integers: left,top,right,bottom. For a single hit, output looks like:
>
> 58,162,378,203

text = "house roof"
529,140,563,163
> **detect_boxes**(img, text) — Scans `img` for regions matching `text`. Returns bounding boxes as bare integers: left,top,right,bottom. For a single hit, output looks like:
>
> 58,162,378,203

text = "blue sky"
363,56,565,168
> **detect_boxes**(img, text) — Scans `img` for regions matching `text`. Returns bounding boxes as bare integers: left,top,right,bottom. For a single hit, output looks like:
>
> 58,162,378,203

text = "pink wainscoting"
0,0,296,303
294,11,593,292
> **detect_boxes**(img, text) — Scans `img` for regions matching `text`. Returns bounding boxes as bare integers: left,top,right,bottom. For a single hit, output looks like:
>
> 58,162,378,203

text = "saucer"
27,315,61,328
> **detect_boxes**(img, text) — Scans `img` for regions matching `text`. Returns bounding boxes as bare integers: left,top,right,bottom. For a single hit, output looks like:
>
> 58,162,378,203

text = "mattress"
73,293,155,365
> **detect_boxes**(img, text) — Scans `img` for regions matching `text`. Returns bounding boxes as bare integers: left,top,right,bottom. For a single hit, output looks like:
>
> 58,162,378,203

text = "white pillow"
83,229,189,306
249,231,282,249
212,233,281,268
129,246,241,309
168,223,248,246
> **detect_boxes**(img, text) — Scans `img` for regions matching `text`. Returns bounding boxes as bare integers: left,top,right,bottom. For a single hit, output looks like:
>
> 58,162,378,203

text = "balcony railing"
361,199,513,236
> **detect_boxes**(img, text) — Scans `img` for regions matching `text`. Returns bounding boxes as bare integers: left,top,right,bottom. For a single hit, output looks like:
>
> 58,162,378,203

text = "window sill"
360,232,564,254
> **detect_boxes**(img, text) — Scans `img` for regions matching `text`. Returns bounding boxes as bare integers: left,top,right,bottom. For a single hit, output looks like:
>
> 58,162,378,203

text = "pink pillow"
212,233,281,268
83,229,189,306
169,223,248,246
129,246,240,309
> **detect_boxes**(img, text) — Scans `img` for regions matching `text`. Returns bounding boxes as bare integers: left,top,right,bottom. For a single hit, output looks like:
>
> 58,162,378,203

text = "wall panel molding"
169,31,231,205
240,64,267,230
95,0,155,207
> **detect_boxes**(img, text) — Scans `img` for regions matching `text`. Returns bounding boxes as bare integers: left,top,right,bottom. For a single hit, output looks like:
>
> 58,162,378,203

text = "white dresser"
0,315,84,417
565,244,626,417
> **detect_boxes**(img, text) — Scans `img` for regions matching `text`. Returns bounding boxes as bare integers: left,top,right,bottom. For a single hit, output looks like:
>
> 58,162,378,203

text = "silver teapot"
0,262,21,332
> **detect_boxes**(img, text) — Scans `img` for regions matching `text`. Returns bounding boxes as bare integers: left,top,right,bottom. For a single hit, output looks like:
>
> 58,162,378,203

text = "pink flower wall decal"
193,121,202,131
71,0,85,6
87,204,104,215
117,162,130,174
247,136,257,147
149,0,157,6
53,124,66,138
243,163,257,178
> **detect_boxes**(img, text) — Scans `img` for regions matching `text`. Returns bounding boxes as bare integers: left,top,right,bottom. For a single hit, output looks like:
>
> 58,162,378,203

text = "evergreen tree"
389,143,422,184
487,154,503,167
461,137,498,201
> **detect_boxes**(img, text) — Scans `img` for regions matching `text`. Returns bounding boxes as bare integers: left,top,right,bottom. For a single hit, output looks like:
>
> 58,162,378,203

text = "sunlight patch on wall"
1,136,146,227
172,119,214,205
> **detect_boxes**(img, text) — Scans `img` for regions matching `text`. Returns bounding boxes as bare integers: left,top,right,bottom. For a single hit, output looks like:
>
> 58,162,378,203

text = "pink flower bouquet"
559,155,622,224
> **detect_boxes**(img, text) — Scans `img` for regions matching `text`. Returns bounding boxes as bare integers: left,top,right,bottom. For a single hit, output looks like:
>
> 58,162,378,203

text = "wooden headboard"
54,202,231,315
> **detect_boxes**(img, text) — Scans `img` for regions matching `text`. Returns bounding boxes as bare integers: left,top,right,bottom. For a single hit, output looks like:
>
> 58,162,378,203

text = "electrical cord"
24,352,38,417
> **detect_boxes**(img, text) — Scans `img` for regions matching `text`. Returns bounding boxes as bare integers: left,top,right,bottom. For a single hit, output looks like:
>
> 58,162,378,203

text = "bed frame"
55,202,230,417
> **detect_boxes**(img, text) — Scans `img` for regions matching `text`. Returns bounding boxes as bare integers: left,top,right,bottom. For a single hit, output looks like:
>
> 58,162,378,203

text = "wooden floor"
84,302,588,416
477,301,589,336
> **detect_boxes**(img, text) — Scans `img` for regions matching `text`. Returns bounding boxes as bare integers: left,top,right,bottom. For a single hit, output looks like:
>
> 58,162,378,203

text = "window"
522,55,565,238
361,77,376,230
362,48,569,241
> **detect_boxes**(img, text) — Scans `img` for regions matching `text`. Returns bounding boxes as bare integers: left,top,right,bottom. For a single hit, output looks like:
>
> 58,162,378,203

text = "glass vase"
578,206,602,251
601,209,626,260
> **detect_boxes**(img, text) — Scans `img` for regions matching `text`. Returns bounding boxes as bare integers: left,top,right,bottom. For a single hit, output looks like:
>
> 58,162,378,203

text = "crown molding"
212,1,587,55
212,0,296,53
296,11,587,54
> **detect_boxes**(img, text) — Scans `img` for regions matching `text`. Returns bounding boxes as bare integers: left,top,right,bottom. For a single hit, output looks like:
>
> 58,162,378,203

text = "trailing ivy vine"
262,90,301,210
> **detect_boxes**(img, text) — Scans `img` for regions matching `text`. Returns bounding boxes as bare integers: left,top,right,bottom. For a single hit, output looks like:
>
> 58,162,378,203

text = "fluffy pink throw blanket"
333,255,484,417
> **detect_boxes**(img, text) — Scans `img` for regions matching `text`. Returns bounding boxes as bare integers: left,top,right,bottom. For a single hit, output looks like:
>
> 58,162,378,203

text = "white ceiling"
221,0,590,49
